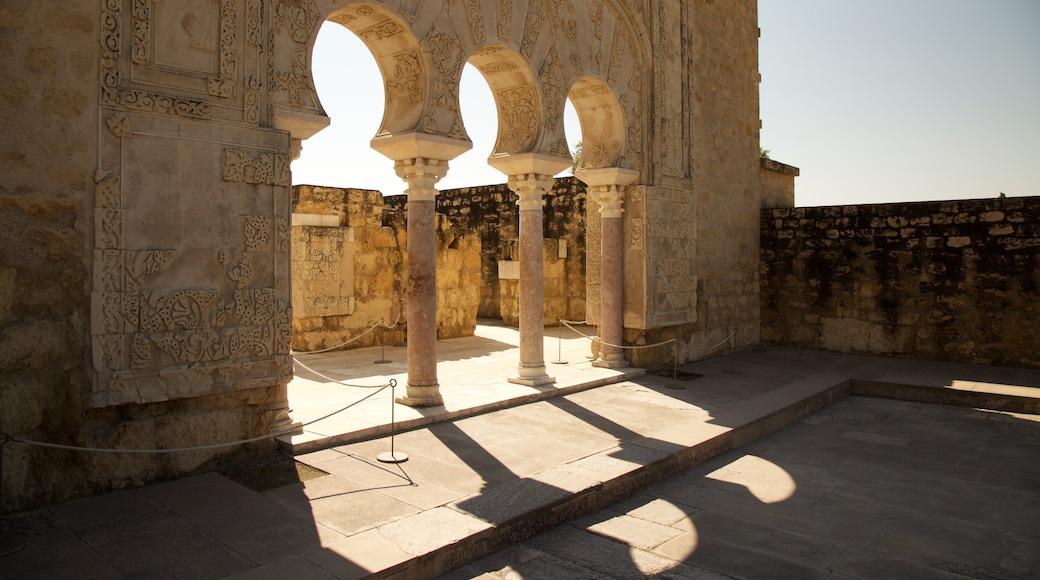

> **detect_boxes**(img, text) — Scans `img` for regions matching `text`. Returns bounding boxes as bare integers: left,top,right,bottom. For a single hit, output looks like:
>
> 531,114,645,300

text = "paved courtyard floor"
2,322,1038,579
447,394,1040,579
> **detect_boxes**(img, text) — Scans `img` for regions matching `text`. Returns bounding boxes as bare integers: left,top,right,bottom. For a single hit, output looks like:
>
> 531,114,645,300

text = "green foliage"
571,141,583,174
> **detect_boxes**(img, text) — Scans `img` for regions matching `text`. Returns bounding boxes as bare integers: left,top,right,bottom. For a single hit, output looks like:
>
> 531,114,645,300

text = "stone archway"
277,0,651,404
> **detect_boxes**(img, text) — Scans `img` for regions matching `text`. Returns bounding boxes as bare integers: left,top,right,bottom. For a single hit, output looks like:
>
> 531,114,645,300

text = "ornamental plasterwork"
520,0,547,59
463,0,486,44
539,47,565,132
496,85,538,153
328,5,374,27
277,0,320,44
223,148,292,186
498,0,513,40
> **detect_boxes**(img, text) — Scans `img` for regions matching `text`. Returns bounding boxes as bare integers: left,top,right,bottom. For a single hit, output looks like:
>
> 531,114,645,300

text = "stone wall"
1,1,290,512
761,158,799,209
761,197,1040,367
624,0,764,369
291,186,480,352
417,177,587,326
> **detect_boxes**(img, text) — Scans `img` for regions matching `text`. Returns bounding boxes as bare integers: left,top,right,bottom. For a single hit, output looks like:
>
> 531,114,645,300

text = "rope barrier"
4,380,396,455
292,356,396,389
291,313,402,354
559,319,678,351
559,319,738,355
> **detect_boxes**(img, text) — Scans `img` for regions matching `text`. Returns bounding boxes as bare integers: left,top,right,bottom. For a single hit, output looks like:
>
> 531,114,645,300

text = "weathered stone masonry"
291,185,480,352
392,176,588,327
761,197,1040,368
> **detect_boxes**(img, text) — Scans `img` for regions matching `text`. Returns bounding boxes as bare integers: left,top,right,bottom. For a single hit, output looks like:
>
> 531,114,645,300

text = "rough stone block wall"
394,177,587,327
291,186,480,352
761,197,1040,367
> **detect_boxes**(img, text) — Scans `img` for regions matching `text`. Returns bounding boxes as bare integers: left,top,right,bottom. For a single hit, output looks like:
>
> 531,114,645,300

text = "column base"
266,402,303,435
592,353,628,369
397,384,444,407
509,365,556,387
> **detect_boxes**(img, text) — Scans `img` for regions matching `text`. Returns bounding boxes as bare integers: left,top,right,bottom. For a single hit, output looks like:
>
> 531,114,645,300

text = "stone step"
319,376,855,579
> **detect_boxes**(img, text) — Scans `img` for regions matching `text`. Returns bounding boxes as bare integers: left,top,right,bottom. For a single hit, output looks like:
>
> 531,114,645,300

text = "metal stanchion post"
551,318,567,365
1,436,26,557
374,343,391,364
377,379,408,464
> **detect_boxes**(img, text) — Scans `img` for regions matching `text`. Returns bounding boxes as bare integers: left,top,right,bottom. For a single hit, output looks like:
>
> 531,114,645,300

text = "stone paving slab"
3,341,1039,579
458,396,1040,580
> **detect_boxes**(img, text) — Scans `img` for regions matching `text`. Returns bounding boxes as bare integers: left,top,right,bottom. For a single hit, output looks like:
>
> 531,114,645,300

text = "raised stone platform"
3,345,1038,579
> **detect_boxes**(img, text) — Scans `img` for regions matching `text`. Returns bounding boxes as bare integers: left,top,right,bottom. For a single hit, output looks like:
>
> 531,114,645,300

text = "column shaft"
395,158,449,407
509,174,555,386
593,185,627,368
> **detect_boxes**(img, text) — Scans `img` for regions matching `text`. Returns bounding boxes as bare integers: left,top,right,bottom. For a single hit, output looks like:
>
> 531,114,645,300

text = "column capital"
590,184,626,218
509,173,555,211
395,157,449,202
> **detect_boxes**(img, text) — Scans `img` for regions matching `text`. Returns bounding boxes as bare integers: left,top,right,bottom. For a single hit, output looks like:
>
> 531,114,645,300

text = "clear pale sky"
293,2,1040,207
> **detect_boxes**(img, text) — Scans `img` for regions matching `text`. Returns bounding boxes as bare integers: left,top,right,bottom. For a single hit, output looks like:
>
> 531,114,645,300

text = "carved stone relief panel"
645,186,697,328
91,111,292,408
291,225,356,318
498,0,514,41
495,84,538,153
538,47,568,156
585,193,601,326
422,26,467,138
623,186,648,328
520,0,548,60
103,0,268,125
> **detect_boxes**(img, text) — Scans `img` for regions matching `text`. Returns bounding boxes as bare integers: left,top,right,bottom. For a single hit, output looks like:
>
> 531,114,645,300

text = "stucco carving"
539,47,565,132
520,0,547,59
386,48,425,104
277,0,321,44
223,148,291,186
498,0,513,40
496,85,538,153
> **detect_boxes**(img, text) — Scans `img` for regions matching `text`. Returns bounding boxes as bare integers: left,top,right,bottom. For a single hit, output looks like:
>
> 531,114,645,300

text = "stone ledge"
760,157,800,176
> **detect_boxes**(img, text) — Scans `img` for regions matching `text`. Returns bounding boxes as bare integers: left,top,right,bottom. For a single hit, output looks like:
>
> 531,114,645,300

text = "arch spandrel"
296,0,651,170
470,45,542,156
570,76,627,171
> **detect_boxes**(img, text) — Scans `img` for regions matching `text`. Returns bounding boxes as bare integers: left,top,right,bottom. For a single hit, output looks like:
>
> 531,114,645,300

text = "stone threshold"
366,377,1040,579
277,367,647,455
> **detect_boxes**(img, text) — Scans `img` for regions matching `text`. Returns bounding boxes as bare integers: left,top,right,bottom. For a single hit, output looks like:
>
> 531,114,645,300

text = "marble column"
396,157,450,406
510,172,556,386
577,168,640,369
489,153,571,387
371,133,471,408
591,184,627,367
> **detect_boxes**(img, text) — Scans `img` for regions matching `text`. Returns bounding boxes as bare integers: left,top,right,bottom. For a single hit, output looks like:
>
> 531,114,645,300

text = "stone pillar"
396,157,450,406
511,173,555,385
577,168,640,369
489,154,571,386
371,133,472,407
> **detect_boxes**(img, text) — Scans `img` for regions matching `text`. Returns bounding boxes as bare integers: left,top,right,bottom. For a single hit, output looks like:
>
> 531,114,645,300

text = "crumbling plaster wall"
761,197,1040,367
291,186,480,352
